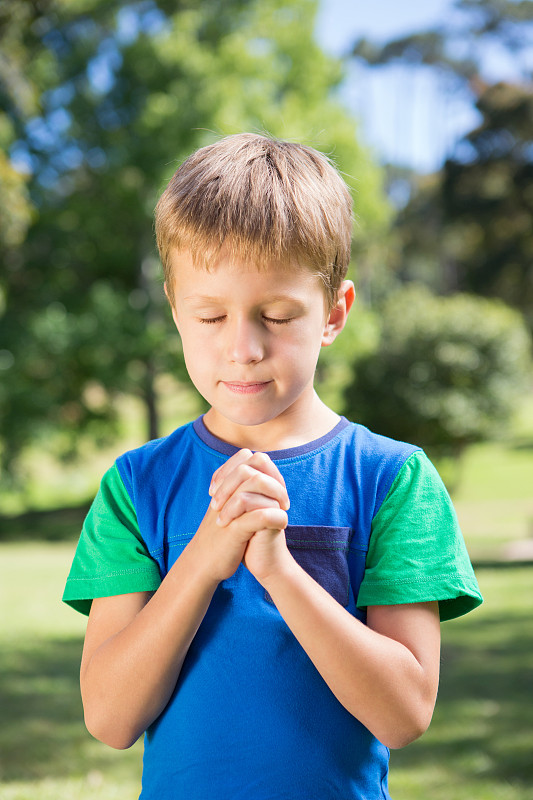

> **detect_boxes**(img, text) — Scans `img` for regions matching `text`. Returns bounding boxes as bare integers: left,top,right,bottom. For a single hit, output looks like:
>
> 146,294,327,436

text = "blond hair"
155,133,353,309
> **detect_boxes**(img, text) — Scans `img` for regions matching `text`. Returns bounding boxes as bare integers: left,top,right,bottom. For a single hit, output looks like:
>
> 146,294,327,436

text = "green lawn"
390,565,533,800
450,433,533,563
0,542,532,799
0,542,143,800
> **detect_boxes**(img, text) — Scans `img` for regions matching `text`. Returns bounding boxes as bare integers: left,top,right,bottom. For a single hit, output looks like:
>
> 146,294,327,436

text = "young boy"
63,133,482,799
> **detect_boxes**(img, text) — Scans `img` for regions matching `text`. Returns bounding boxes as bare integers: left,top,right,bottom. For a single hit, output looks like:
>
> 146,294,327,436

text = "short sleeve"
62,464,162,615
357,451,483,621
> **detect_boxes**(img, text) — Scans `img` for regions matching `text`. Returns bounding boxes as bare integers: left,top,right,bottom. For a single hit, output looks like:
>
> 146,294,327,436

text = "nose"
225,317,265,364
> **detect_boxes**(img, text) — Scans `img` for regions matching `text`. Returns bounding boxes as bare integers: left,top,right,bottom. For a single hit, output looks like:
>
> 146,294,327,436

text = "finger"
248,507,288,533
218,505,288,535
210,450,286,497
246,451,287,488
212,468,290,513
216,492,280,527
209,449,253,496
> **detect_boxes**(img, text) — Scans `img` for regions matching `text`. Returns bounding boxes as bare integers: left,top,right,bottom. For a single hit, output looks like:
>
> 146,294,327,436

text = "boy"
63,133,482,799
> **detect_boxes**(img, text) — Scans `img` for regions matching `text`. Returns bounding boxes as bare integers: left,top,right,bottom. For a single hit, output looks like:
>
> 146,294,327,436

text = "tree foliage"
442,81,533,324
0,0,390,478
351,0,533,330
395,81,533,322
343,285,532,461
351,0,533,86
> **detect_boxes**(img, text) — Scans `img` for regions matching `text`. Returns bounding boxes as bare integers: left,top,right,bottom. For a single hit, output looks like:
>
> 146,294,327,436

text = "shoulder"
342,418,420,463
115,420,196,490
117,419,195,466
339,419,422,516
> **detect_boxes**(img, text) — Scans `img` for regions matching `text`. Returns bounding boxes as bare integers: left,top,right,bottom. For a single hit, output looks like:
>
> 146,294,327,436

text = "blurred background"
0,1,532,798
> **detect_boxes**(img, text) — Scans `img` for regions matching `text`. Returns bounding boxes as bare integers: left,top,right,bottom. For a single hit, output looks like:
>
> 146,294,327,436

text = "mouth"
221,381,272,395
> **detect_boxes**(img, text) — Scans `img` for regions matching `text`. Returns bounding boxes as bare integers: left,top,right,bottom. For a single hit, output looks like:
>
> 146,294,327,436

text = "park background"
0,0,532,797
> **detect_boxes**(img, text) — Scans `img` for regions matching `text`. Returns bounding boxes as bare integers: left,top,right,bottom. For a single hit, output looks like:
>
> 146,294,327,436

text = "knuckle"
239,493,255,513
259,507,287,529
252,451,270,468
242,493,271,513
234,494,247,515
237,463,255,481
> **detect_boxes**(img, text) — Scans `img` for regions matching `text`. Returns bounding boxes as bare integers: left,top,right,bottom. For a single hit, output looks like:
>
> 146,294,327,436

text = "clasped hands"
194,449,292,588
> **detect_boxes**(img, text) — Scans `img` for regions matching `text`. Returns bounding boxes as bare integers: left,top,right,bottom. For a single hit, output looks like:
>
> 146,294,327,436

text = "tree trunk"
144,357,159,442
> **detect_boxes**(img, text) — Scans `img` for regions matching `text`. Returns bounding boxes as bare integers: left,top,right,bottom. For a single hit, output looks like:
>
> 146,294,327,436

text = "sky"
316,0,454,52
314,0,526,172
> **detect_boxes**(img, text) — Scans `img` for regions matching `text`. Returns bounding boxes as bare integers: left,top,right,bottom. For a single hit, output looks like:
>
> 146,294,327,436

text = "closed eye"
198,316,226,324
198,315,293,325
263,316,293,325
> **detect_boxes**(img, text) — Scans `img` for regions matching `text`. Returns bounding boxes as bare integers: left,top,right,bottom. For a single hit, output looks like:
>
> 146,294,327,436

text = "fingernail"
210,497,219,510
216,515,223,526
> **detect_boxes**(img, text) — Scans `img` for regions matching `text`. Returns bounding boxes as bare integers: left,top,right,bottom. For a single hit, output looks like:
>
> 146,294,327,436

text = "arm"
81,450,289,750
80,536,219,750
244,531,441,749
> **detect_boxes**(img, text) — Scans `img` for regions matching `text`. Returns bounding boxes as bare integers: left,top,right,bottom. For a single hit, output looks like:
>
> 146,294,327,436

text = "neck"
203,393,340,452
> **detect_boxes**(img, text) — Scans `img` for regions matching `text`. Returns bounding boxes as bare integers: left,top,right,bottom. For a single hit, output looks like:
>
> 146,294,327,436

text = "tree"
343,285,532,470
392,81,533,314
0,0,391,479
442,81,533,327
0,0,42,261
351,0,533,94
350,0,533,329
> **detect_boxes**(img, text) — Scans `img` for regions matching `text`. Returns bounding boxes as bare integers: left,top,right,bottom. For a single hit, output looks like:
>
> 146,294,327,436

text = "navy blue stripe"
192,415,350,460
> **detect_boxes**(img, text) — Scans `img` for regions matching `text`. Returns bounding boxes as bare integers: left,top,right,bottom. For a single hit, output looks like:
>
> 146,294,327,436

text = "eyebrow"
183,294,307,307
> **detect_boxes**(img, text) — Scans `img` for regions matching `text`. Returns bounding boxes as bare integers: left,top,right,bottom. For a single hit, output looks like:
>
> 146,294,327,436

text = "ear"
164,282,180,331
321,280,355,347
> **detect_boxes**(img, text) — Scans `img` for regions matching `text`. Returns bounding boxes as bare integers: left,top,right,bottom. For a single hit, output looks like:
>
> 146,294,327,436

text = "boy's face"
166,248,353,448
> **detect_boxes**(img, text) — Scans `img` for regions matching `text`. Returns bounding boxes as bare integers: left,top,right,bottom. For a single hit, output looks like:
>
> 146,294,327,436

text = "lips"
221,381,272,395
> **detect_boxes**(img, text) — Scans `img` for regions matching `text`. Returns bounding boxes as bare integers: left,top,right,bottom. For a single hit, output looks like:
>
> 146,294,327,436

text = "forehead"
169,248,327,304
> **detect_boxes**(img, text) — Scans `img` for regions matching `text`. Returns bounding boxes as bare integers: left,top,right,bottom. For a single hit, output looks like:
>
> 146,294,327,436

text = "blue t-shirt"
64,416,482,800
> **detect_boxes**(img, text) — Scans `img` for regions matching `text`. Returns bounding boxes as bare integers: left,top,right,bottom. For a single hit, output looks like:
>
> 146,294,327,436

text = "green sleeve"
62,464,162,616
357,451,483,621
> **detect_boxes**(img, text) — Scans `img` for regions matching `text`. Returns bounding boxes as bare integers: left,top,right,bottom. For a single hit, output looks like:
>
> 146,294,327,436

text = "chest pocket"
265,525,353,607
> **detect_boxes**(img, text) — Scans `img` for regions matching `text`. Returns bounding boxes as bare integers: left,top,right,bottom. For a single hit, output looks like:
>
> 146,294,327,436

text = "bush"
343,285,532,458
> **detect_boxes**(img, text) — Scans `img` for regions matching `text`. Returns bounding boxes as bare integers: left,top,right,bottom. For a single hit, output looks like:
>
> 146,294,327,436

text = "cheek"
180,329,211,371
277,329,323,374
180,323,212,351
182,348,214,400
290,320,326,352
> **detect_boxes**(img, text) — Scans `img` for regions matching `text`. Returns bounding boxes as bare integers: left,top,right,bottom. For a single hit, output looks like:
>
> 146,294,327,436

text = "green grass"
1,542,532,799
441,396,533,563
0,542,143,799
389,566,533,799
452,440,533,562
